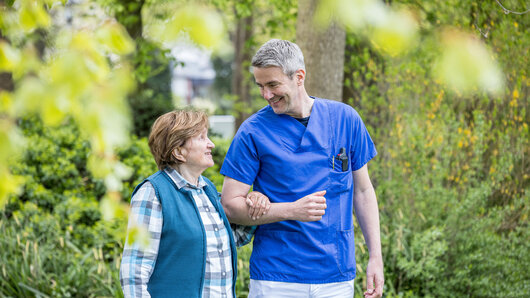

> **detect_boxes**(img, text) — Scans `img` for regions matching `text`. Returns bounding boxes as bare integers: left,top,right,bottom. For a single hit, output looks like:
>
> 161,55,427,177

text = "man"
221,39,384,298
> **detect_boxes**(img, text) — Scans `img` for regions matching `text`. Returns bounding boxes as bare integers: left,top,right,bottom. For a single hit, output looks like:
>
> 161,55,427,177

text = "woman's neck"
172,165,201,186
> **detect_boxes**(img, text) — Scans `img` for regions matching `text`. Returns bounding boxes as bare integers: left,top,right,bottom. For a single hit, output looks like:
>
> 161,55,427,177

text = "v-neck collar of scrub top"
271,97,330,152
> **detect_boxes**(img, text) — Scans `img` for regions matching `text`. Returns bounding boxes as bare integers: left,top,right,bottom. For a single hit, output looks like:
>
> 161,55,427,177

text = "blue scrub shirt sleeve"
349,108,377,171
220,129,260,185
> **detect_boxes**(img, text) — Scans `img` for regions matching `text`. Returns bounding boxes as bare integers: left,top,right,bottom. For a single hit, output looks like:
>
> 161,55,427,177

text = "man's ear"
295,69,306,86
173,148,186,163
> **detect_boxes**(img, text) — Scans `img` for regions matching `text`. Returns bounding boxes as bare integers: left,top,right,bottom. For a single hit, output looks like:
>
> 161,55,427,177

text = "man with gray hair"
221,39,384,298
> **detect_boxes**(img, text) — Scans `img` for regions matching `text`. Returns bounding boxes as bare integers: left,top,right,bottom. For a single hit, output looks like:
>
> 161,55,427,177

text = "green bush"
236,244,253,297
1,118,123,296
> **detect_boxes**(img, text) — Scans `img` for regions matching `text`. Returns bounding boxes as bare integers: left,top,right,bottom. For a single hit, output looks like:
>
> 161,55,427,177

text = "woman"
119,109,268,297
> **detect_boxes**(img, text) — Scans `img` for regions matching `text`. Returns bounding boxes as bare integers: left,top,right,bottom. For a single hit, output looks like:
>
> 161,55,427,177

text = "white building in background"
209,115,235,139
170,43,235,139
170,44,216,105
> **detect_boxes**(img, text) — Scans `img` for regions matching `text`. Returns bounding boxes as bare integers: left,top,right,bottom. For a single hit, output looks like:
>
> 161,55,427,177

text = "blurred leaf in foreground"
314,0,418,56
95,21,136,55
125,224,150,250
0,119,25,208
19,0,51,32
369,9,418,57
147,4,225,49
435,29,504,95
0,41,21,72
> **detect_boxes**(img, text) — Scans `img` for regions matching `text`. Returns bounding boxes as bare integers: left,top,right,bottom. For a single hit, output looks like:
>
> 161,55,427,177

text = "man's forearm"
223,196,293,226
353,186,382,257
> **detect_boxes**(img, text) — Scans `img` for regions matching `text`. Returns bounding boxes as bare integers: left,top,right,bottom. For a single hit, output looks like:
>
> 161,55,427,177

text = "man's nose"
262,87,273,100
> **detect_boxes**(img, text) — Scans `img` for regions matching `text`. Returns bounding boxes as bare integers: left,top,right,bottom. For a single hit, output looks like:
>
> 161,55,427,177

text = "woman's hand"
245,191,271,220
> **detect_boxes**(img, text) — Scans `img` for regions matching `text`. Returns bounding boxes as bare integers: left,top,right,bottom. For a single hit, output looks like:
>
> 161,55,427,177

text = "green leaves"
95,21,136,55
0,119,24,208
0,41,21,72
434,29,504,94
125,225,150,250
19,0,51,32
147,4,225,49
0,3,135,218
316,0,505,94
315,0,419,57
369,9,418,57
1,1,231,251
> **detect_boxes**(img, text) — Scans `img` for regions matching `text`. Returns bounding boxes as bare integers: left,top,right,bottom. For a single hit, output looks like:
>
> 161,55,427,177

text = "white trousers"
248,279,354,298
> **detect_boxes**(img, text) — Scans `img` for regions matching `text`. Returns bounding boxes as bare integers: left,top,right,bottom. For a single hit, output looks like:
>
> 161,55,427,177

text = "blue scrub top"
221,98,377,283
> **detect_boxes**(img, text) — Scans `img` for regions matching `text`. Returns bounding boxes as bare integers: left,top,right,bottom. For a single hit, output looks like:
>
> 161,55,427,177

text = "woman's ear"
173,148,186,163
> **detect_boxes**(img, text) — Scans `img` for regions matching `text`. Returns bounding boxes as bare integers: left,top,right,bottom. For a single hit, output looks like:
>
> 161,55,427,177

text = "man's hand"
246,191,271,220
364,256,384,298
288,190,327,222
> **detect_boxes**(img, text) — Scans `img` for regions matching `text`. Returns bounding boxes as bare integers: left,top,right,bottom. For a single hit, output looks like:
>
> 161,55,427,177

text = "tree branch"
495,0,530,15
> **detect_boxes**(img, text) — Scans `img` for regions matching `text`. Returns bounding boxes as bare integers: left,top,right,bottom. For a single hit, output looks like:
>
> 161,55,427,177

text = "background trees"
0,0,528,297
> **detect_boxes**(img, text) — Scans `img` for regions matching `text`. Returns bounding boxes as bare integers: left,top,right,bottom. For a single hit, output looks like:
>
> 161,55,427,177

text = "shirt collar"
164,167,207,190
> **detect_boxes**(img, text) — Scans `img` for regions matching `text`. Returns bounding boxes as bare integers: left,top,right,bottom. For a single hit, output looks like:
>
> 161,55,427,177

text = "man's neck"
288,93,314,118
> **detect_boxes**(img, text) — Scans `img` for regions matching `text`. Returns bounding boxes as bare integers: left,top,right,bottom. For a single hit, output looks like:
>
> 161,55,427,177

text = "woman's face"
178,127,215,171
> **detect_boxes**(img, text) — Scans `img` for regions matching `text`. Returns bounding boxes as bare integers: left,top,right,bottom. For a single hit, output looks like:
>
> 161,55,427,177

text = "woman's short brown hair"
148,109,209,170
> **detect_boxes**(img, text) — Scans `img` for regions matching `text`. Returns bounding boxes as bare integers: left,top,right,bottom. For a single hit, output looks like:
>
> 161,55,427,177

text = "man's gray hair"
251,39,305,78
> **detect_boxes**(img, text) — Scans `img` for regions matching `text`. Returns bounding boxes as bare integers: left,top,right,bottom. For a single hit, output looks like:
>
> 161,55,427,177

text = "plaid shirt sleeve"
216,190,256,247
119,182,162,298
231,224,256,247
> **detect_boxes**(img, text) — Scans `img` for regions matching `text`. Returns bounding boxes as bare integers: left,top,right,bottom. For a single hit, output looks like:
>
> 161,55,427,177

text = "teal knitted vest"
132,170,237,297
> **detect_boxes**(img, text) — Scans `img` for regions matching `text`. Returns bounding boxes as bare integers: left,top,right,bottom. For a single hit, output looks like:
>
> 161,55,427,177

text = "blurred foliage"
0,117,134,296
0,0,227,214
127,39,174,137
98,0,175,137
236,244,253,297
343,0,529,296
317,0,504,95
0,0,136,213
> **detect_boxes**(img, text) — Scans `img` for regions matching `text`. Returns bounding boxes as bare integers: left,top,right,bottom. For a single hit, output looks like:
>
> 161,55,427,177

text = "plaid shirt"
120,168,254,298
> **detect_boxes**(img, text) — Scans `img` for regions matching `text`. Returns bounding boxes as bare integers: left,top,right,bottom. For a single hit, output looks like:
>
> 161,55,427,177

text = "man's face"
253,66,300,117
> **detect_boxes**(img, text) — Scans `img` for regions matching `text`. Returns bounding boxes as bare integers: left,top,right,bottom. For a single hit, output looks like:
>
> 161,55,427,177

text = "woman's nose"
207,138,215,148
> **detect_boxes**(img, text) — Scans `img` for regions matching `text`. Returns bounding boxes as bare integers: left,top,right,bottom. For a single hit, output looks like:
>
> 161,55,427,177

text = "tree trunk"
232,14,253,129
296,0,346,101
